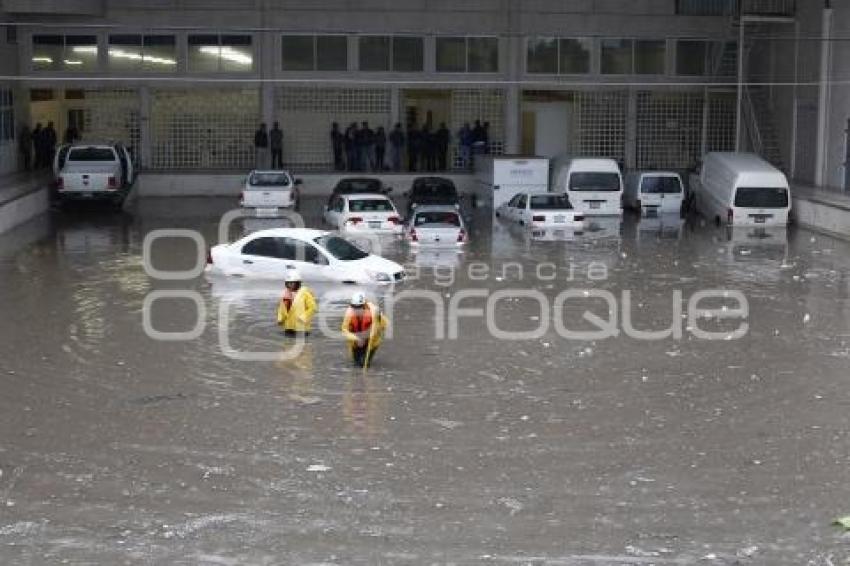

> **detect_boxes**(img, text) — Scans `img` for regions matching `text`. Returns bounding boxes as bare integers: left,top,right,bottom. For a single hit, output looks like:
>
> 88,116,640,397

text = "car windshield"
249,172,291,187
411,180,458,200
349,199,394,212
314,235,370,261
530,194,573,210
336,179,382,193
569,172,621,192
414,211,461,227
68,147,115,161
641,176,682,194
734,187,789,208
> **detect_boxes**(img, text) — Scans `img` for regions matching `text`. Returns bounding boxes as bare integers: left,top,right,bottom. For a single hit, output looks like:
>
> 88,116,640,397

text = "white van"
693,152,791,226
552,157,623,216
624,171,684,215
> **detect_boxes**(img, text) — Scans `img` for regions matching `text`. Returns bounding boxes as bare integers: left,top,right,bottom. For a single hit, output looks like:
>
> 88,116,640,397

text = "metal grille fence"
150,88,259,169
705,91,736,153
276,86,392,170
78,89,141,162
574,91,627,163
636,91,703,170
449,88,504,169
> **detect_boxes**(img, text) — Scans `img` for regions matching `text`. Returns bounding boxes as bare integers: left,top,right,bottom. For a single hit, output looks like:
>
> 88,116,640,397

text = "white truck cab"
624,171,684,216
54,143,135,205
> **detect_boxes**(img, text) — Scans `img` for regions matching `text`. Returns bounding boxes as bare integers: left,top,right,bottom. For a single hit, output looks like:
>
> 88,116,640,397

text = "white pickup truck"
54,143,136,205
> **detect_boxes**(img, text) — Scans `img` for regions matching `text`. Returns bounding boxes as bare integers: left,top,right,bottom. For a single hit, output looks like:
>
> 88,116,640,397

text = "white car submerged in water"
240,170,301,216
206,228,405,285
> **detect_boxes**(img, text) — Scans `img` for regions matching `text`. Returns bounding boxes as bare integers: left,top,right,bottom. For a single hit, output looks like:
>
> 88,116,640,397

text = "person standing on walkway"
18,125,32,171
345,123,358,172
421,124,435,172
270,122,284,169
458,122,472,170
389,123,405,172
407,124,420,173
361,121,375,172
44,122,57,168
63,123,80,145
374,126,387,172
331,122,345,171
254,123,269,169
436,122,450,171
32,123,43,168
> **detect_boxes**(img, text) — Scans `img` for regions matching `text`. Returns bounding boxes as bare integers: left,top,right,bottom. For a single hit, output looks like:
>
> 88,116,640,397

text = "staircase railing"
742,85,764,156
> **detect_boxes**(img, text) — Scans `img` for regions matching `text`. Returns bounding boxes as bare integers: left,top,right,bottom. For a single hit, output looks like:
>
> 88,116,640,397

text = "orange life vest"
347,307,374,335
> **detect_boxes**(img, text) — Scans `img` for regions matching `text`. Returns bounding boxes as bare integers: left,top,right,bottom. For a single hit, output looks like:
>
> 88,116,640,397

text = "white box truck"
691,152,791,227
473,155,550,213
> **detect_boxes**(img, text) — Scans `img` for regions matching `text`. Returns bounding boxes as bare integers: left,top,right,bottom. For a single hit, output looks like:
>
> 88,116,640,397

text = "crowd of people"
17,121,81,171
331,119,491,173
252,119,492,172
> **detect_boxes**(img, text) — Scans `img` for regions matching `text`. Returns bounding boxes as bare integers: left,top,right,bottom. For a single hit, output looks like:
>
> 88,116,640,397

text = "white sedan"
497,193,585,229
240,170,300,216
323,193,404,235
206,228,406,285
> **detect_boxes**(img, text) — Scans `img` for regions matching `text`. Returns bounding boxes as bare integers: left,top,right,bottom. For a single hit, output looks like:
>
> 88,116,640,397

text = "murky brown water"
1,197,849,564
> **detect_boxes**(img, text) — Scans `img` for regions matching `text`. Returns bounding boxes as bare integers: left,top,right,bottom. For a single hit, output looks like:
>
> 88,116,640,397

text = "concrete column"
625,88,637,170
261,83,274,127
700,87,709,158
504,84,520,155
390,85,400,128
814,7,833,187
139,86,151,169
790,21,800,179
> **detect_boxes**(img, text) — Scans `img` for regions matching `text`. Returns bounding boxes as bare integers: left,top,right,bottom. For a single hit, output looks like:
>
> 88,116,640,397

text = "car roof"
249,169,292,175
241,228,329,241
335,177,383,185
413,205,461,213
342,193,391,200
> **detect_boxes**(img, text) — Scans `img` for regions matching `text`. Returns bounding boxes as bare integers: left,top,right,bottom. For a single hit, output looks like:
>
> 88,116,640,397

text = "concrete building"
1,0,844,193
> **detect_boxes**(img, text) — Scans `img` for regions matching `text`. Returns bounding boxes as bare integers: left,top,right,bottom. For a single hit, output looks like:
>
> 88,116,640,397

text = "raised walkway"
0,170,50,235
792,184,850,240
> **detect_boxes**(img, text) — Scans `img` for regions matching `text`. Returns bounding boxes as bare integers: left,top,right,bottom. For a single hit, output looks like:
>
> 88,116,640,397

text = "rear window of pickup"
68,147,116,162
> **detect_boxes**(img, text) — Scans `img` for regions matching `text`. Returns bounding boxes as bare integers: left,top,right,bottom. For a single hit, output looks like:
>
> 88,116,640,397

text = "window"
734,187,789,208
67,147,116,162
569,172,621,191
527,38,557,74
348,198,394,212
317,35,347,71
600,39,633,74
242,237,281,258
392,36,423,72
530,194,573,210
676,40,707,75
641,176,682,194
282,35,347,71
436,37,466,72
635,40,666,75
358,35,423,72
436,36,498,73
314,235,369,261
281,36,314,71
32,34,98,72
188,34,253,73
0,89,13,143
108,34,177,72
527,37,591,74
359,36,390,71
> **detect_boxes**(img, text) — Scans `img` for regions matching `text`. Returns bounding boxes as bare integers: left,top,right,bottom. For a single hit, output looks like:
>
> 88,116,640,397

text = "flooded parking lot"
1,196,850,564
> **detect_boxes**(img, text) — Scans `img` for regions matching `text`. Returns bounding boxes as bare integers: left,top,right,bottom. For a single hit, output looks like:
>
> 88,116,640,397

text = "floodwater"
1,196,849,565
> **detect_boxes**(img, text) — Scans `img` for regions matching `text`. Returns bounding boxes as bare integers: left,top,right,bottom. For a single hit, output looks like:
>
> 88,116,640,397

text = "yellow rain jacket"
276,286,317,332
341,302,389,359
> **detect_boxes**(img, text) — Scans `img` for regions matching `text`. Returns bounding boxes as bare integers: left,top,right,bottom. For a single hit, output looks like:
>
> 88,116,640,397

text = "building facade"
2,0,831,185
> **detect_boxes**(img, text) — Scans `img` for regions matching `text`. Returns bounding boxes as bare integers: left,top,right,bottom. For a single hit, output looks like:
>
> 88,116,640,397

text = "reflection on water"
342,374,388,439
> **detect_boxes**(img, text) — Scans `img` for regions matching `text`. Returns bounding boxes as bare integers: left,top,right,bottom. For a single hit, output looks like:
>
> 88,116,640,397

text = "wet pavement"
1,196,850,564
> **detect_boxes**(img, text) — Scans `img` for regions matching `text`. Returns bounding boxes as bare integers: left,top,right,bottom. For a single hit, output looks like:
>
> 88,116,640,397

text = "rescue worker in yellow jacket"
276,270,317,334
341,291,389,368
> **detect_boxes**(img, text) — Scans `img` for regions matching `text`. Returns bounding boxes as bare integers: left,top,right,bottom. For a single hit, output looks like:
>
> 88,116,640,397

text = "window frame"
525,36,592,75
188,33,254,74
32,33,100,73
435,35,499,74
281,33,349,72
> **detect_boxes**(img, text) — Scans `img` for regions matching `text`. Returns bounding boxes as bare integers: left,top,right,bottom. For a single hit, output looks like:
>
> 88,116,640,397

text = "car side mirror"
385,186,393,193
294,178,303,186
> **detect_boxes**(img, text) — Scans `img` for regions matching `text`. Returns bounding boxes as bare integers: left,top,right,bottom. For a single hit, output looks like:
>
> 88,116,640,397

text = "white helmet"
284,270,302,284
350,291,366,306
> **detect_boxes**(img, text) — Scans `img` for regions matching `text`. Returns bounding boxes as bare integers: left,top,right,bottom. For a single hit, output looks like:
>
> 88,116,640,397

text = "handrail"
743,85,764,156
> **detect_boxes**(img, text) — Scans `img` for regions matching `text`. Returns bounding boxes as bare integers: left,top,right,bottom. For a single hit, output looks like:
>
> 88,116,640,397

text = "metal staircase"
718,0,795,171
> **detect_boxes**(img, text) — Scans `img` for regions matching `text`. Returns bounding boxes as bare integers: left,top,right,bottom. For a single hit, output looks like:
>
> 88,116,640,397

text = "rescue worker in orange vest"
276,270,317,334
341,291,389,368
